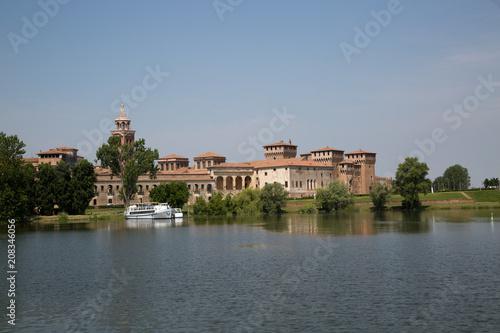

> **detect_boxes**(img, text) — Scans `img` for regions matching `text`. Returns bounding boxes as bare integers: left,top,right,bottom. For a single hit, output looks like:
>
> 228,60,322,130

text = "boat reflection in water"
125,217,185,229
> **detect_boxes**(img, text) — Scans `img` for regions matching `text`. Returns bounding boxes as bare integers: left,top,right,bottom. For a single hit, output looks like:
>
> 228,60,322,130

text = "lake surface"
1,210,500,332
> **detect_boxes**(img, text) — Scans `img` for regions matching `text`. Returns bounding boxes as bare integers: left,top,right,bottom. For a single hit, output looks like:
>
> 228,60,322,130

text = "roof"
300,152,311,156
159,154,188,160
207,158,332,169
263,140,297,148
345,149,376,155
115,105,130,120
194,152,225,159
37,150,72,156
310,146,344,153
339,160,355,164
57,147,77,150
250,158,332,169
22,157,39,163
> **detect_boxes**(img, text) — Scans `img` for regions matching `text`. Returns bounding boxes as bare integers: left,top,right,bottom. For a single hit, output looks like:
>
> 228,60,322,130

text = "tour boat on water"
125,203,183,219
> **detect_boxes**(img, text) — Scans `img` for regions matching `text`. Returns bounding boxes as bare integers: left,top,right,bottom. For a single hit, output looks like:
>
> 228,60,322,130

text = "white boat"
124,203,183,219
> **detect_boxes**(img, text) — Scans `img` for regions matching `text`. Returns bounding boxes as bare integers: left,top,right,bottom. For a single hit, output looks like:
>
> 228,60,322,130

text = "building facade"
89,108,388,206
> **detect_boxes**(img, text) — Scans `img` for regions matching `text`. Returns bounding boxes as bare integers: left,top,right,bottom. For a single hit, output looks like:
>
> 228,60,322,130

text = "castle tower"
263,140,297,160
111,104,135,145
344,150,376,194
310,146,344,179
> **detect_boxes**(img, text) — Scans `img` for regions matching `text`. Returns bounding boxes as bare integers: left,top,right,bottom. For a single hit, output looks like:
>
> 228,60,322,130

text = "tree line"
0,132,96,222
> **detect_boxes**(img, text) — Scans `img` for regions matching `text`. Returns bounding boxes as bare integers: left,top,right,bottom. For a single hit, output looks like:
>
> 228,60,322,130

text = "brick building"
90,107,389,206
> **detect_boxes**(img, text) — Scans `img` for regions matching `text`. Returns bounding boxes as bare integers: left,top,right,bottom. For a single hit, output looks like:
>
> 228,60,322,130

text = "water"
1,210,500,332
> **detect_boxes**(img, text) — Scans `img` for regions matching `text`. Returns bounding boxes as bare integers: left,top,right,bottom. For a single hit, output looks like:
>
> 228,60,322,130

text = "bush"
315,180,354,212
299,203,318,214
370,182,392,210
193,196,208,215
233,188,262,216
260,183,289,215
57,212,68,224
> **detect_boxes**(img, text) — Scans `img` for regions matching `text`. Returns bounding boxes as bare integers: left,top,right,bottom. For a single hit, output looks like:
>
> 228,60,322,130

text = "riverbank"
30,189,500,223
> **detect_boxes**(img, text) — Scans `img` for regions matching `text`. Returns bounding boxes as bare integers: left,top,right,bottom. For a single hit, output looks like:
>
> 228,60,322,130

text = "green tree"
483,177,499,188
0,133,36,222
393,157,432,210
54,160,72,213
35,163,58,215
96,136,158,208
207,191,227,215
149,181,190,208
369,181,392,210
69,159,97,214
193,196,208,215
233,188,262,216
260,182,289,214
433,176,445,191
442,164,470,190
223,193,236,215
315,180,354,212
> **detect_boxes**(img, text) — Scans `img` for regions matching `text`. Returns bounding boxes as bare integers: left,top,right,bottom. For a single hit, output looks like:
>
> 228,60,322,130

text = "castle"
90,106,389,206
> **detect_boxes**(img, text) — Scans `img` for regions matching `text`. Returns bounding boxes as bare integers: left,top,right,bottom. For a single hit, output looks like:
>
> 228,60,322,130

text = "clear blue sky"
1,0,499,187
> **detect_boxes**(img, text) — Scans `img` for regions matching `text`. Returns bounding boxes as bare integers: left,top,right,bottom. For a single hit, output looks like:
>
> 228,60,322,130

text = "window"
208,161,211,167
300,181,303,188
197,162,200,169
285,181,288,188
100,186,104,191
273,168,276,171
202,161,206,169
146,185,149,190
265,172,267,176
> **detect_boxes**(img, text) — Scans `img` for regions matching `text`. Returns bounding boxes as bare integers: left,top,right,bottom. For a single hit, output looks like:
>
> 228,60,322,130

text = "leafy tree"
207,191,227,215
54,160,72,213
483,177,499,188
223,193,236,215
442,164,470,190
370,181,392,210
35,163,58,215
393,157,432,210
193,196,208,215
0,132,36,222
233,188,262,216
433,176,445,191
315,180,354,212
96,136,158,208
149,181,190,208
69,159,97,214
260,182,289,214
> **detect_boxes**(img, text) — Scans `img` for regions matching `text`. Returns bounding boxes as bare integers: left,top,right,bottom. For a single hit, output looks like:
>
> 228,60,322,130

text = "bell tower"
111,104,135,145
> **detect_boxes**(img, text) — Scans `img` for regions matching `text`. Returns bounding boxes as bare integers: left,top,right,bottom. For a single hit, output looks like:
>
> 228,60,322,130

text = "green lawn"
466,190,500,202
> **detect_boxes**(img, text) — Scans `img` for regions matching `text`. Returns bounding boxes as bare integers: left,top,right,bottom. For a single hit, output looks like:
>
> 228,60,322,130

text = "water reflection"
125,218,185,229
261,211,444,236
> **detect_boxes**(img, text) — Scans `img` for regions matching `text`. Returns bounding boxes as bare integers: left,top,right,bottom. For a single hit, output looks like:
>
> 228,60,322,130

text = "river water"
1,210,499,332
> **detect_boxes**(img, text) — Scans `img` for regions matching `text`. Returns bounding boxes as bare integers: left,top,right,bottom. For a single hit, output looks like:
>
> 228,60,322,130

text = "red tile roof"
194,152,225,158
159,154,188,160
212,158,332,169
37,150,72,156
310,146,344,153
263,140,297,148
345,149,376,155
57,147,77,150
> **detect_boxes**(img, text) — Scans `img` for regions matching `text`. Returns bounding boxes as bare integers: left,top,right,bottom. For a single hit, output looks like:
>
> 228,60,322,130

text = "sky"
1,0,499,187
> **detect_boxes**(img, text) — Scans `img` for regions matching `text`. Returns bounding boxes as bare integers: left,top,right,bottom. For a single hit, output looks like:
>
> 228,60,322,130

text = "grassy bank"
284,189,500,212
33,207,125,224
